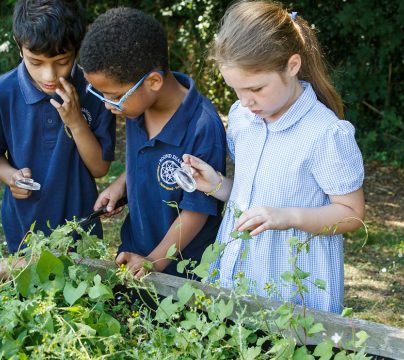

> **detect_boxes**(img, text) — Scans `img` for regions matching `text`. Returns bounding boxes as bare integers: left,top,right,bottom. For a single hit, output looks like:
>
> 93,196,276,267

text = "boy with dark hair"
0,0,115,254
80,7,226,277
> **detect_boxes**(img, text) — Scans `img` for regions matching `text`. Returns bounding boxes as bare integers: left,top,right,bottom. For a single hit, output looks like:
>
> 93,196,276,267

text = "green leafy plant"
0,215,372,359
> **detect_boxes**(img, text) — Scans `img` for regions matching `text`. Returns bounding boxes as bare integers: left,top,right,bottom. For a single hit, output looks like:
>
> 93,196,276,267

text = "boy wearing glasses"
80,7,226,278
0,0,115,254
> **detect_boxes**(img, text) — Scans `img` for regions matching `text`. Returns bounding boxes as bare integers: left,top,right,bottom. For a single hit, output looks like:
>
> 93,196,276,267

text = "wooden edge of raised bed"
78,257,404,360
2,255,402,359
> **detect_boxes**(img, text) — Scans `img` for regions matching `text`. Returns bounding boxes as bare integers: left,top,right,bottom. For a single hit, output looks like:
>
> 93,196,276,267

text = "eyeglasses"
86,70,163,111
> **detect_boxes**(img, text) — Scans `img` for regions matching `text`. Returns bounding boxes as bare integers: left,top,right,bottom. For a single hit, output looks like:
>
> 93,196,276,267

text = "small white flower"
398,251,402,258
381,267,387,273
176,327,182,333
0,41,11,53
331,332,342,345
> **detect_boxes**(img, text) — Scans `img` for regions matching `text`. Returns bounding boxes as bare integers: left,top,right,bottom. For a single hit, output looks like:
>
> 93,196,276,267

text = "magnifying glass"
173,165,196,193
15,178,41,191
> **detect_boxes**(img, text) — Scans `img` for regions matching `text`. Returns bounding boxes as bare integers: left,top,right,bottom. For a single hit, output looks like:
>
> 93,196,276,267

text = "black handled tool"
77,196,128,227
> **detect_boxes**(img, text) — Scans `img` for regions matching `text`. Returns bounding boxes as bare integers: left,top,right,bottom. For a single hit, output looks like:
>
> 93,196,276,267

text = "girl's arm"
116,210,208,277
236,188,365,236
50,77,111,178
182,154,233,202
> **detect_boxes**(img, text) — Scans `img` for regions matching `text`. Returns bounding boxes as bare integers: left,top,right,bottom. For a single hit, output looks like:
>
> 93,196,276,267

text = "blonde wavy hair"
210,0,344,118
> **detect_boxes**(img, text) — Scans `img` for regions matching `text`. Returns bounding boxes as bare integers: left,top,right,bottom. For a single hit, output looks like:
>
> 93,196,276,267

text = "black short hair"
79,7,169,84
13,0,85,56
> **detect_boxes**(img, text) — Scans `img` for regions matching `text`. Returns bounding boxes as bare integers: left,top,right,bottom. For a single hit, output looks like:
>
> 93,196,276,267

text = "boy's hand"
182,154,221,193
235,207,291,236
94,181,126,216
116,252,154,279
9,168,32,199
50,77,87,131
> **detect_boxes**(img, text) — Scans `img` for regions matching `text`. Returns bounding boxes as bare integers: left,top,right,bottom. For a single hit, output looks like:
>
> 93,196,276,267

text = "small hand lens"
15,178,41,191
173,165,196,193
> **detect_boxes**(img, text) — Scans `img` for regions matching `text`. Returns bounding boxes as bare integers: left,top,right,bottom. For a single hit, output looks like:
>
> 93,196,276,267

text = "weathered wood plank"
79,258,404,360
2,256,403,359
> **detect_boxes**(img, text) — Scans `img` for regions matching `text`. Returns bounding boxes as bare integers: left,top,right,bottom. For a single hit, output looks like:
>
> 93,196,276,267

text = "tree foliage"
0,0,402,165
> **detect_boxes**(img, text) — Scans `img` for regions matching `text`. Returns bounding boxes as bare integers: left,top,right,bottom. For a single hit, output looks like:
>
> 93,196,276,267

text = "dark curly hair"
13,0,85,56
79,7,169,84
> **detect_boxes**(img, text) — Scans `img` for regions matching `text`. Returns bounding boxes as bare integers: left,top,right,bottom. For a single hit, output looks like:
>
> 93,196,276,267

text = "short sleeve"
91,106,116,161
226,101,241,163
312,120,364,195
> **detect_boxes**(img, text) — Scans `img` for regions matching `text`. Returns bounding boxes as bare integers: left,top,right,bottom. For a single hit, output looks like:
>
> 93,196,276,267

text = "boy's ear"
287,54,301,76
145,71,164,91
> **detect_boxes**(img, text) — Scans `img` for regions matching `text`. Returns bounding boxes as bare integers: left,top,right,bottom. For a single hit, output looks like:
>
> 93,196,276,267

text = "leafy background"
0,0,403,328
1,0,403,165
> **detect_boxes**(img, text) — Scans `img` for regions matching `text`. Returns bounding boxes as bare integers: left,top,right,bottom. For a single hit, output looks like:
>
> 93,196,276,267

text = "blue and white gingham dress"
211,82,364,313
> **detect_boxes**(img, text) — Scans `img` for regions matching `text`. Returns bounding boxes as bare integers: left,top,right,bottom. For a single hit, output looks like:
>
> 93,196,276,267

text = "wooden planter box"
81,257,404,360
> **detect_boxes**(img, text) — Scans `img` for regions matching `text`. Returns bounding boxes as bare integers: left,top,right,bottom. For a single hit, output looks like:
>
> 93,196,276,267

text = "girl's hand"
116,252,154,279
182,154,221,193
235,207,292,236
50,77,86,131
9,168,32,199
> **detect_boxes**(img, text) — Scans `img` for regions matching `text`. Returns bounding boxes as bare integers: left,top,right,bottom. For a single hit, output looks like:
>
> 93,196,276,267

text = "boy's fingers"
20,168,32,178
59,77,74,95
116,251,129,265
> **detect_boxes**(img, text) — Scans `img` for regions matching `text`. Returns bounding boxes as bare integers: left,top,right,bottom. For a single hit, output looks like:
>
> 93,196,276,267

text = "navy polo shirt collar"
18,61,82,105
18,62,48,104
154,72,200,146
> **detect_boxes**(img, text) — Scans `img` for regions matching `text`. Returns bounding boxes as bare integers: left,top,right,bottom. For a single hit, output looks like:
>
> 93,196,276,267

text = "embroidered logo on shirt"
157,153,182,190
81,107,93,127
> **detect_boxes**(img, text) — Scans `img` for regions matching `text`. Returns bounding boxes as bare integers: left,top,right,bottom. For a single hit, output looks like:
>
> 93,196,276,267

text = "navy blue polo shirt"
121,72,226,275
0,62,115,253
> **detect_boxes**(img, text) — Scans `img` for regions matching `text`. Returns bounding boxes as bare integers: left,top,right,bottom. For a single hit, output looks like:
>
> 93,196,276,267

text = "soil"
344,161,404,328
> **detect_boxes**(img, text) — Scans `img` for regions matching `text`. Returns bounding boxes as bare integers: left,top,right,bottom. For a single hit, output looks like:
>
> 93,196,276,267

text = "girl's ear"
145,71,164,91
287,54,301,76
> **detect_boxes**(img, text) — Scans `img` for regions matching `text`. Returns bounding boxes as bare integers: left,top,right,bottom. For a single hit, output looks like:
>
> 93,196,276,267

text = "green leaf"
292,346,315,360
281,271,294,283
143,260,154,271
355,330,369,347
313,341,333,360
163,200,179,209
63,281,87,306
177,282,195,306
93,312,121,336
208,323,226,342
314,279,326,290
239,230,252,240
334,351,349,360
341,307,353,317
230,230,239,238
242,346,261,360
216,299,234,322
296,268,310,280
88,274,113,300
15,264,40,297
177,259,190,273
36,250,65,291
166,244,177,258
307,322,325,336
155,296,179,323
192,262,210,278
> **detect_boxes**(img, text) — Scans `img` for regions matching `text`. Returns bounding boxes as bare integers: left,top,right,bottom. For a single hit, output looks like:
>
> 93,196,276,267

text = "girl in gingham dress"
183,0,365,313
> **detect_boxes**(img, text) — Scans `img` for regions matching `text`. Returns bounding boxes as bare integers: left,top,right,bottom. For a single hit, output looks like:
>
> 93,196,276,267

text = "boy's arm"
116,210,208,277
50,77,111,178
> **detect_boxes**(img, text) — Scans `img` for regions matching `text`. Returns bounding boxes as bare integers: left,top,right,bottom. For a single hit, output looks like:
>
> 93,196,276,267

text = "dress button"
47,118,53,124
